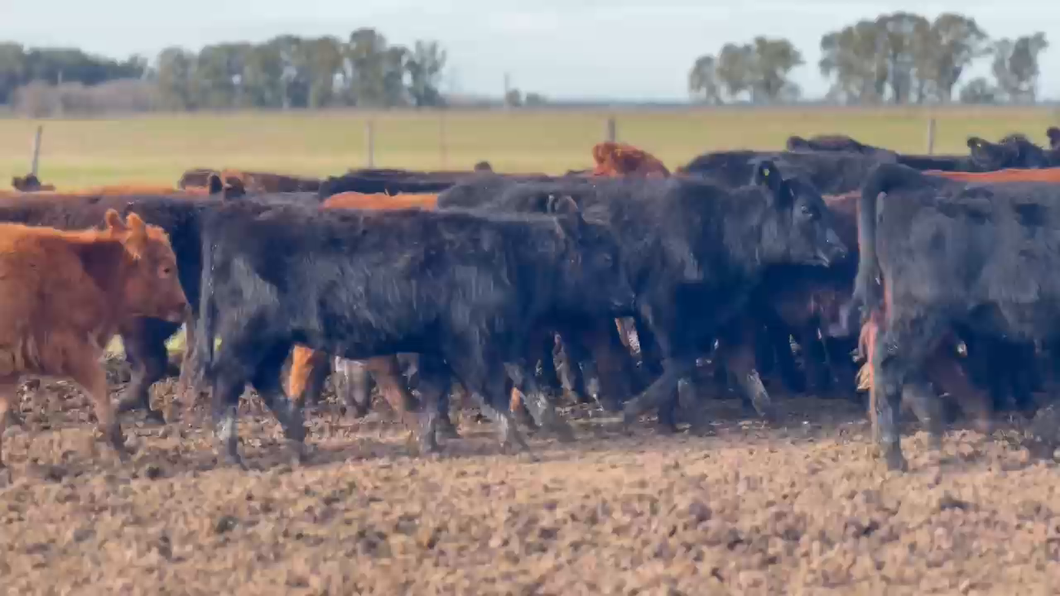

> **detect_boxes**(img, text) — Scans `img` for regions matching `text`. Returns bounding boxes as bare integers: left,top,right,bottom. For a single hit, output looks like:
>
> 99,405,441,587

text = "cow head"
104,209,189,324
751,160,848,268
549,195,636,317
1048,127,1060,151
968,135,1049,170
473,160,493,172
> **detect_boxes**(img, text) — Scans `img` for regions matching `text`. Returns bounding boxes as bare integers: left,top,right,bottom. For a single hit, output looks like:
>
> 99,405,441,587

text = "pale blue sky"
1,0,1056,100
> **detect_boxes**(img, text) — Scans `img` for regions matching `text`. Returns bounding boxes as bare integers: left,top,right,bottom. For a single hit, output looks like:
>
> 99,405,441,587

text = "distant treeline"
689,12,1049,106
0,13,1052,116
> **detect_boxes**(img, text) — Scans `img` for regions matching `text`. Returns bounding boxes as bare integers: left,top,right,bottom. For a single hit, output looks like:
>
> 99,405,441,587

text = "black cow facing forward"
195,200,635,467
839,162,1060,471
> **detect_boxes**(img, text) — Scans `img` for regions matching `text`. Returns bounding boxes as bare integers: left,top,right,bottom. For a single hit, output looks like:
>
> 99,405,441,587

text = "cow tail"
195,239,218,383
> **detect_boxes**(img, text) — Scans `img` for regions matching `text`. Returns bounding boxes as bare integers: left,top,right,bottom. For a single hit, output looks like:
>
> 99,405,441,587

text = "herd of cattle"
3,125,1060,476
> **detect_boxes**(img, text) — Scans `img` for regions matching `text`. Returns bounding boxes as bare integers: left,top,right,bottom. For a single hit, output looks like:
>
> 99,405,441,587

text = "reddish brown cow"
0,210,188,473
590,141,670,178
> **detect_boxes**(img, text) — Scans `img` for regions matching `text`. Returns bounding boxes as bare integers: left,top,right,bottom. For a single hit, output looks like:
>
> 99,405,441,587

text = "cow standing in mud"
0,211,188,475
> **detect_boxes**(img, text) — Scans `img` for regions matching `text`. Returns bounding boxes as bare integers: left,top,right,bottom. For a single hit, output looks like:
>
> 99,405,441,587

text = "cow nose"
826,229,848,259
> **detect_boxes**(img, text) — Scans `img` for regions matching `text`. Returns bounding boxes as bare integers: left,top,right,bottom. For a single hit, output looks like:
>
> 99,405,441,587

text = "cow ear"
104,209,127,233
966,136,989,152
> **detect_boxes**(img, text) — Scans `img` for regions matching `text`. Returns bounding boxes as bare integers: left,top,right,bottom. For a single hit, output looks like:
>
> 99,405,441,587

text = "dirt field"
3,360,1060,595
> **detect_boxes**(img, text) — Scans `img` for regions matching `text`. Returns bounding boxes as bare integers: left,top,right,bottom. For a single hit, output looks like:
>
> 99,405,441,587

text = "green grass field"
2,106,1058,188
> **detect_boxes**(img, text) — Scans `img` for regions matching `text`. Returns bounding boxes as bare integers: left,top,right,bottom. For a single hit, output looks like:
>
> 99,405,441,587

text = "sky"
1,0,1057,101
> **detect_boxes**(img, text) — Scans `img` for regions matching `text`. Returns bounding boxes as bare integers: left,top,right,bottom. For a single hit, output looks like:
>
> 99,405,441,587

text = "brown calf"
590,141,670,178
0,210,188,472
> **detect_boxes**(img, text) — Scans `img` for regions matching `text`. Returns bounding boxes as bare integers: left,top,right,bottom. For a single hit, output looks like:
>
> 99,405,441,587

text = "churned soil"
3,360,1060,595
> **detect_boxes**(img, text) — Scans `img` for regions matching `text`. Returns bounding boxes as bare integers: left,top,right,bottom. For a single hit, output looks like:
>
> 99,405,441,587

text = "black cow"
680,150,894,195
316,168,555,199
837,162,1060,471
441,162,849,429
786,134,897,159
194,200,636,467
897,135,1052,172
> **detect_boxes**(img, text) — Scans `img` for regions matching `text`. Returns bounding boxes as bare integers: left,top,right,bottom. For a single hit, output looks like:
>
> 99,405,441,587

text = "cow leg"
455,353,532,456
332,358,372,418
287,346,329,409
175,317,206,410
416,355,458,443
901,378,945,450
553,334,590,404
116,320,174,425
533,334,563,396
0,378,16,477
927,349,993,434
365,356,421,431
69,354,127,462
505,362,575,443
586,320,637,412
251,344,308,464
621,356,697,428
719,328,776,421
872,315,944,472
795,326,834,396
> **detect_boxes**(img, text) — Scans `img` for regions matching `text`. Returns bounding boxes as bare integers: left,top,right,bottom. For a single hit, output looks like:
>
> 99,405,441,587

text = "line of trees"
689,12,1050,105
0,28,450,116
0,13,1053,116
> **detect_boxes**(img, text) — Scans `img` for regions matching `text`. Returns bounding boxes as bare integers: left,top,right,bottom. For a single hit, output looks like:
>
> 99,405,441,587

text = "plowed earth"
3,359,1060,596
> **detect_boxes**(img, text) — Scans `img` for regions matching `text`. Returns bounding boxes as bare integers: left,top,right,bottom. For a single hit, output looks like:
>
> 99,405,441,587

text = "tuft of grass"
1,106,1056,188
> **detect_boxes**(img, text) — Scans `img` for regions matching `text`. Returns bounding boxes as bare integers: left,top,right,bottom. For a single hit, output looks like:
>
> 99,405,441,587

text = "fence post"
30,125,43,176
365,120,375,168
926,117,936,155
439,110,448,169
605,116,617,143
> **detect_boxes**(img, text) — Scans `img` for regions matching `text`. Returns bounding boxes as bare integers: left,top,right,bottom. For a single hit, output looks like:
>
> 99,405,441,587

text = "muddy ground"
3,360,1060,595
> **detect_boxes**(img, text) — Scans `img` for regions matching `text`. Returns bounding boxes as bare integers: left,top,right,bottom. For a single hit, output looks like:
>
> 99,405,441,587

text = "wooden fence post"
439,110,448,169
30,125,43,176
926,118,936,155
365,120,375,168
605,116,617,143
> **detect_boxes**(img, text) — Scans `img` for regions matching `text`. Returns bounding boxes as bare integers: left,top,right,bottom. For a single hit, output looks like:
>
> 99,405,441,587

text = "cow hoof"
927,433,943,451
144,408,167,426
288,440,309,465
550,421,576,443
219,452,248,471
881,449,908,472
116,396,143,414
435,419,460,440
7,409,26,429
654,420,678,436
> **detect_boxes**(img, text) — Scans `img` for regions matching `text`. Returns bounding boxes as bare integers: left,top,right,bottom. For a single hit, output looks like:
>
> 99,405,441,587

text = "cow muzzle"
815,229,848,267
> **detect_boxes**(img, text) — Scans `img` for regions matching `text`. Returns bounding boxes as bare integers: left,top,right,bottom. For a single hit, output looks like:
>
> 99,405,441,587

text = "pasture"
2,106,1058,187
3,106,1060,594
